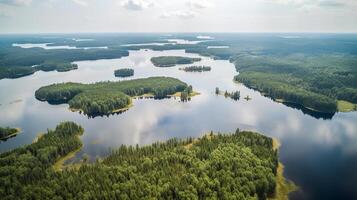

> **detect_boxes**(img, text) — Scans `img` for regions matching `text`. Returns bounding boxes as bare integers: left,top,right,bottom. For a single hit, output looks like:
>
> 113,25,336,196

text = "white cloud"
160,10,196,19
187,0,213,9
120,0,155,10
0,0,32,6
72,0,89,7
263,0,356,8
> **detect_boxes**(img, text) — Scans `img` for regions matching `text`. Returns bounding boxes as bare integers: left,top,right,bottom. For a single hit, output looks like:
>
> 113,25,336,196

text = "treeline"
0,44,129,79
180,65,211,72
151,56,202,67
235,72,337,113
0,122,83,199
36,62,78,72
0,126,19,140
232,54,357,112
35,77,189,116
0,62,78,79
0,122,279,200
114,68,134,77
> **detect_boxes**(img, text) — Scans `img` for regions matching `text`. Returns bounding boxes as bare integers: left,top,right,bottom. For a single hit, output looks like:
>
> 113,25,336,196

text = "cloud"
120,0,154,10
0,0,32,6
160,10,196,19
159,0,212,19
263,0,356,8
72,0,88,6
187,0,213,9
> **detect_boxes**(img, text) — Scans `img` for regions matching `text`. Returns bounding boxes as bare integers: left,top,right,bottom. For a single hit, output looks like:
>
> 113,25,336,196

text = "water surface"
0,49,356,200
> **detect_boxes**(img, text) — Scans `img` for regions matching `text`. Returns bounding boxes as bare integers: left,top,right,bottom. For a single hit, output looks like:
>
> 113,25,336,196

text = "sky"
0,0,356,33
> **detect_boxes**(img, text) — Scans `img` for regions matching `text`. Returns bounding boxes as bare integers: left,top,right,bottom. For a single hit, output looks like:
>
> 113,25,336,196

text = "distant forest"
1,34,356,112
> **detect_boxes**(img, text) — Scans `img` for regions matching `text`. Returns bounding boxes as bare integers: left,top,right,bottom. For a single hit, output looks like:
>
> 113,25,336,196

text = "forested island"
0,62,78,79
0,122,295,199
35,77,191,117
151,56,201,67
114,68,134,77
233,54,357,113
180,65,211,72
0,126,20,140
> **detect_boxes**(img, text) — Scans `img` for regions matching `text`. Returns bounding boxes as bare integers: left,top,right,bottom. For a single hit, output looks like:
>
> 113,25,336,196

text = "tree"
215,87,219,95
181,91,188,102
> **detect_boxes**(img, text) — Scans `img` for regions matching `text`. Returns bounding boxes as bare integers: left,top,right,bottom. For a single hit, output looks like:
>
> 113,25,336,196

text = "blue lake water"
0,49,356,200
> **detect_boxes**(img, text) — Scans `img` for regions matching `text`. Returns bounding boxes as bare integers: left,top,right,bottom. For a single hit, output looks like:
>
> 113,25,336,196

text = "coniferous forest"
151,56,202,67
0,122,279,200
35,77,189,116
114,68,134,77
0,127,19,140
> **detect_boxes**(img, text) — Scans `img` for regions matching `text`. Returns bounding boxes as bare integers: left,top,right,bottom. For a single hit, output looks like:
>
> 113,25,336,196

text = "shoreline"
169,91,201,98
53,144,82,172
53,133,84,172
0,128,21,141
236,80,356,114
69,100,134,116
270,138,298,200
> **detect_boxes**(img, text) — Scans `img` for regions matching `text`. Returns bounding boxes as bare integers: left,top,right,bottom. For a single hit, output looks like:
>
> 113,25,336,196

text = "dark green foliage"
35,77,189,116
0,62,78,79
70,91,131,116
215,87,220,95
114,68,134,77
0,122,278,200
221,90,241,101
0,66,37,79
180,65,211,72
232,54,357,112
36,62,78,72
235,72,338,113
151,56,202,67
231,91,241,100
0,127,18,140
0,122,83,199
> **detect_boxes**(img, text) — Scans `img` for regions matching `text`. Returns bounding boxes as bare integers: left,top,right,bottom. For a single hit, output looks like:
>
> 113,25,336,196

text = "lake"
0,48,356,200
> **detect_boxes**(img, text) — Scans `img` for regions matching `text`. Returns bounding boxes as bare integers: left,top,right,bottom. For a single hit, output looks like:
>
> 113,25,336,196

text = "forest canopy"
0,122,280,200
233,54,357,113
151,56,202,67
114,68,134,77
35,77,189,116
0,126,19,140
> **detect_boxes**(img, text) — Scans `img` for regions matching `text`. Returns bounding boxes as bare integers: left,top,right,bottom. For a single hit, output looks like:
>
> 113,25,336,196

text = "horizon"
1,0,357,33
1,31,357,35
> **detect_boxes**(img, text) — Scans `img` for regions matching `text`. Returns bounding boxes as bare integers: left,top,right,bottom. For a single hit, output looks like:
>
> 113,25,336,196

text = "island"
114,68,134,77
35,77,193,117
150,56,201,67
180,65,211,72
0,122,295,199
0,126,20,140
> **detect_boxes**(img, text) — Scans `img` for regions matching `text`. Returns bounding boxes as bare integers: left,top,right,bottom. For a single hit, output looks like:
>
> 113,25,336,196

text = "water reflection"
0,49,356,199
